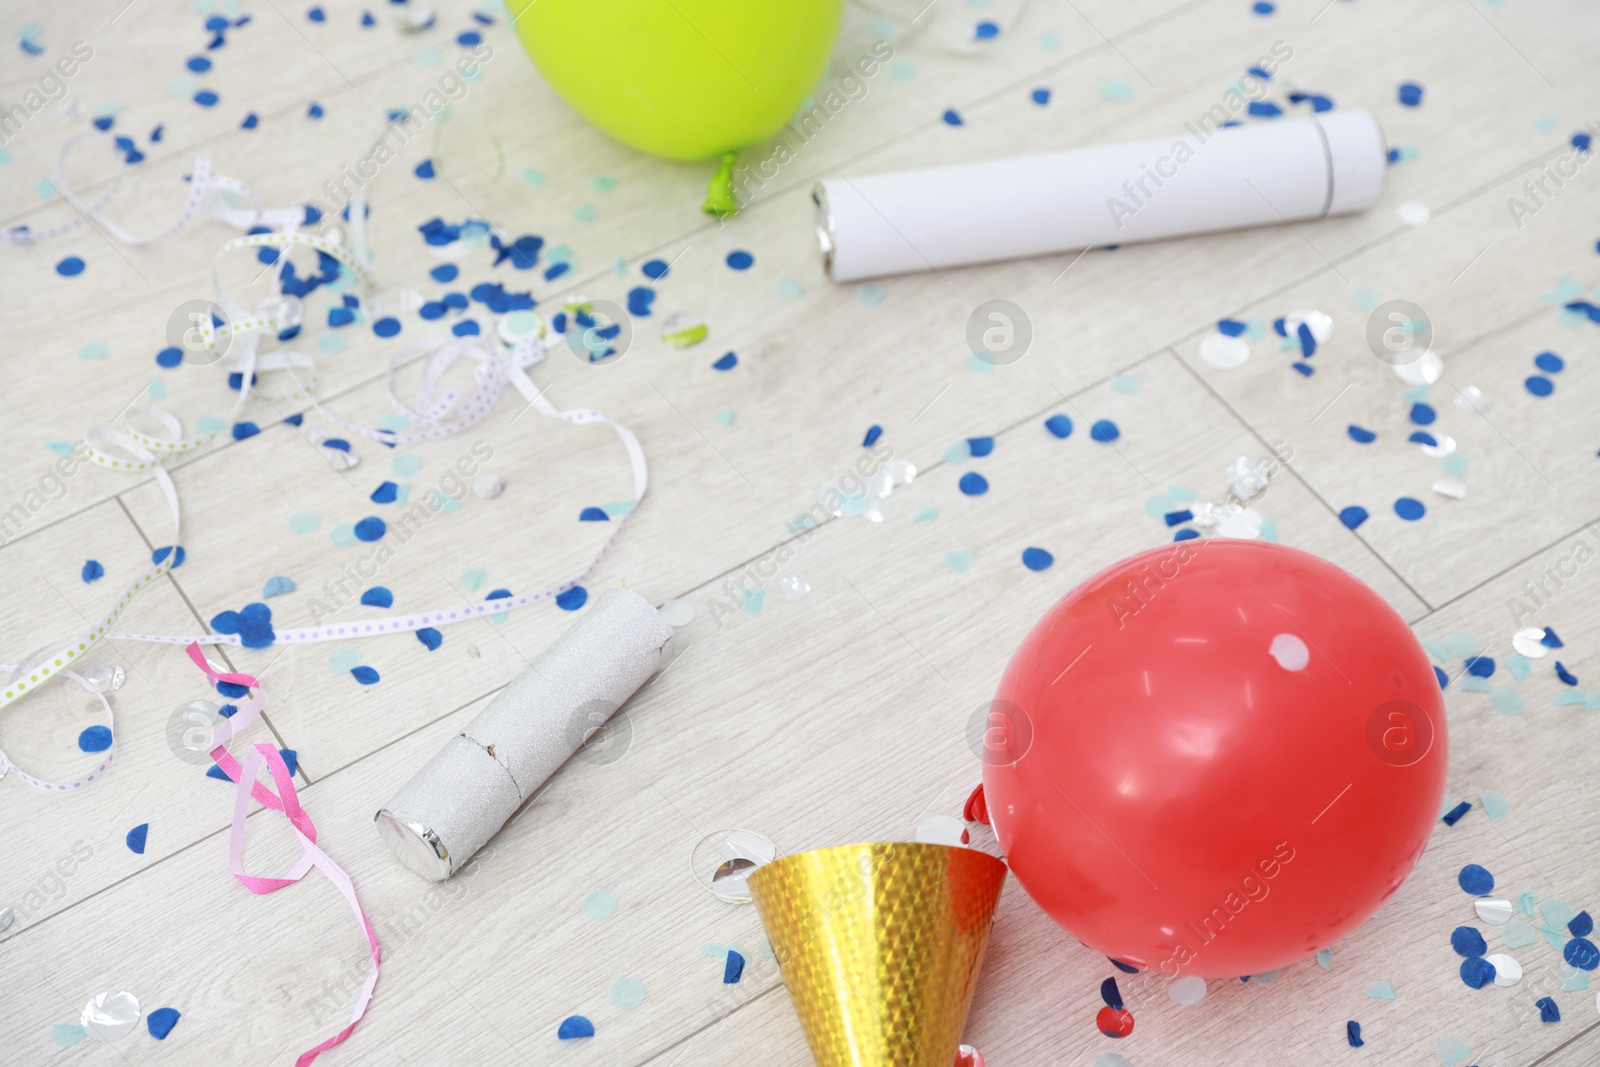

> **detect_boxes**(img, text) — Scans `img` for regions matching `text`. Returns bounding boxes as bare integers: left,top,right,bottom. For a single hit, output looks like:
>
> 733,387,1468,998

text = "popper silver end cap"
375,809,452,882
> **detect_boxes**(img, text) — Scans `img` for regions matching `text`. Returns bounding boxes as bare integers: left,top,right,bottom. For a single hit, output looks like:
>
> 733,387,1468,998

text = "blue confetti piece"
1347,425,1376,443
232,421,260,441
1346,1021,1363,1048
370,481,398,504
218,704,237,718
1044,413,1073,438
1542,627,1564,648
1566,937,1599,970
641,258,669,279
942,107,964,126
1100,977,1123,1010
241,112,258,129
79,725,112,753
1031,87,1050,105
557,1016,594,1040
328,306,354,326
959,472,989,495
308,101,324,118
156,346,183,368
1164,509,1194,526
457,29,482,46
1248,100,1282,118
194,89,219,107
1291,361,1314,376
278,748,297,776
206,762,232,782
353,516,387,542
361,586,393,608
1535,351,1564,373
1575,132,1594,154
1556,661,1579,685
1089,419,1120,442
373,316,401,338
626,286,655,316
1252,0,1275,12
1408,431,1437,446
1173,529,1200,541
81,559,104,583
1441,800,1471,825
451,320,480,337
1451,926,1487,957
556,586,588,611
485,588,512,601
1460,956,1496,988
126,823,148,854
1021,547,1054,571
1570,911,1594,938
1465,656,1495,677
712,351,738,371
973,20,998,38
578,506,609,522
1217,318,1247,337
1525,375,1554,397
1107,958,1139,974
308,5,325,20
863,424,883,447
217,680,249,698
416,627,442,651
1536,996,1560,1022
351,666,380,685
1459,864,1494,895
146,1008,180,1040
55,255,85,276
430,263,458,283
1409,402,1436,425
724,950,745,983
1398,82,1424,107
323,438,351,452
966,435,994,457
1394,497,1425,521
725,250,754,270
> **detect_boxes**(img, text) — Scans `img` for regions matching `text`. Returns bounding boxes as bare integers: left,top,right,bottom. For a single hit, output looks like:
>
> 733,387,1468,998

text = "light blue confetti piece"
521,167,545,185
1479,790,1510,821
1144,495,1175,518
376,414,409,433
573,203,597,222
1039,30,1061,49
1109,373,1141,394
966,353,996,373
1315,948,1331,970
1535,115,1558,133
1421,638,1450,661
1504,654,1531,679
391,453,422,476
1501,920,1539,948
775,277,804,300
1517,892,1538,917
582,889,617,920
1542,899,1578,930
1541,925,1569,951
1555,690,1588,706
700,943,727,957
603,500,635,518
1441,453,1467,477
739,587,763,614
1166,485,1197,503
148,377,167,400
858,283,886,306
288,510,320,533
317,332,348,354
77,340,108,359
460,567,487,590
262,576,296,598
890,61,916,82
1353,289,1381,311
1100,80,1134,101
1443,632,1482,658
167,76,196,98
1365,979,1397,999
943,441,973,465
610,977,647,1009
1491,687,1524,715
1460,677,1492,693
1259,518,1278,542
913,507,939,522
35,177,56,200
45,441,74,456
327,647,361,672
329,522,357,547
196,416,225,435
51,1025,88,1048
945,551,975,573
1560,967,1590,991
757,937,773,960
713,408,734,426
1435,1037,1472,1066
351,665,380,685
1250,970,1278,985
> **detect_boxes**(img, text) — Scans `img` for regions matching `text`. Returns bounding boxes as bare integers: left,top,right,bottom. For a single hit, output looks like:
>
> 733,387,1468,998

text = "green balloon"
510,0,846,162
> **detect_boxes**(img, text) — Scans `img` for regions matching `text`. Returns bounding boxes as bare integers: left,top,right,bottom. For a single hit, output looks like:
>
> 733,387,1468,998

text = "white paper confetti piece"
915,814,967,846
1511,628,1549,658
658,599,695,627
1168,975,1206,1004
1397,200,1431,226
1431,478,1466,500
1198,331,1251,369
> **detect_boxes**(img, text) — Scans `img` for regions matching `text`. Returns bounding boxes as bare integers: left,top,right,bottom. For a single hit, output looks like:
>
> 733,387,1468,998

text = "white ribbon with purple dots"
0,131,649,794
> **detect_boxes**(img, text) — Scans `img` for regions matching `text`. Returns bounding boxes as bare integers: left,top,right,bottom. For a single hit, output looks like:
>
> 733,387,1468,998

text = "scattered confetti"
1459,864,1495,895
557,1016,594,1040
146,1008,180,1040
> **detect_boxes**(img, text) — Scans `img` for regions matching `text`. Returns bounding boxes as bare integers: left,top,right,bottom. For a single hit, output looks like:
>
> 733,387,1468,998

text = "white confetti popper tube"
815,109,1387,282
376,587,674,880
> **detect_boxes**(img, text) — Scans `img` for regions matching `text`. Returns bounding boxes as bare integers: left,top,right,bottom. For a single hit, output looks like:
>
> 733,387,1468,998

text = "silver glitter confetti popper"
375,588,674,881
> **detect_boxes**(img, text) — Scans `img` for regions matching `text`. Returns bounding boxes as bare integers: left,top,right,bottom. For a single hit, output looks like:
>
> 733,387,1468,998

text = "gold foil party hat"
748,842,1006,1067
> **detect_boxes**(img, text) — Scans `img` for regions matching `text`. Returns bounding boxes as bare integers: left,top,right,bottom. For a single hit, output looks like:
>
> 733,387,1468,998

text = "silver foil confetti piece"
657,599,696,627
1226,455,1272,501
396,289,424,314
395,4,435,32
1419,433,1456,458
376,588,674,880
778,575,811,601
1485,953,1523,986
79,663,126,693
914,814,967,847
1394,347,1443,385
1511,630,1550,659
1453,385,1490,413
321,443,360,472
1284,308,1334,345
0,905,14,934
699,829,778,904
472,474,506,499
270,295,303,331
1168,975,1207,1005
1198,331,1251,369
1217,506,1265,540
81,991,141,1042
1475,897,1515,925
1431,477,1467,500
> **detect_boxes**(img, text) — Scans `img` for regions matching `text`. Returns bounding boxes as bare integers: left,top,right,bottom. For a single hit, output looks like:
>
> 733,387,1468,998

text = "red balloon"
982,540,1446,978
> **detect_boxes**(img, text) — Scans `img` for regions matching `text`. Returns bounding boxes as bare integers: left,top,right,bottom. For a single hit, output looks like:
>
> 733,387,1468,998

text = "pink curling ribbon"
186,644,380,1065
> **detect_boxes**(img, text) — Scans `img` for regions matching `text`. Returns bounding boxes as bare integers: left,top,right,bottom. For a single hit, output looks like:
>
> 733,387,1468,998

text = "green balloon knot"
702,152,740,219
